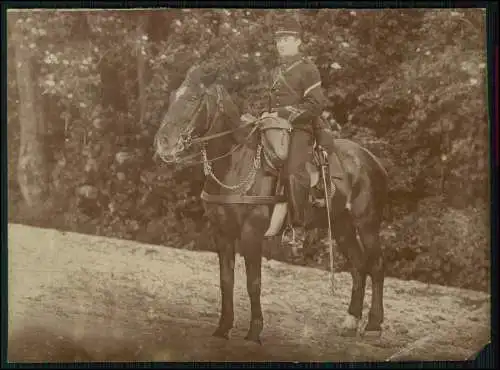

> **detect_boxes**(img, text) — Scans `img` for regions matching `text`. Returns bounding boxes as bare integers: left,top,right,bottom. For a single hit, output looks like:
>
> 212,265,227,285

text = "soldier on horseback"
154,16,388,337
262,17,348,229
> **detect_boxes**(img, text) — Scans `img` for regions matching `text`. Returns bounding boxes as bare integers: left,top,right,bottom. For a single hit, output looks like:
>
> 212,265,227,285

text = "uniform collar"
279,53,303,66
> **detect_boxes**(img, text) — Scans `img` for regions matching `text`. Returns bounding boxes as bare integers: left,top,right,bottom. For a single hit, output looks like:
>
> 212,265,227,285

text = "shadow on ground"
8,317,331,363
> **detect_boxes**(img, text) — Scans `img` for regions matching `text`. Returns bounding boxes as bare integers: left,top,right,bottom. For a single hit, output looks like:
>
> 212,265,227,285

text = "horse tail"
330,138,390,225
357,145,390,224
359,146,388,180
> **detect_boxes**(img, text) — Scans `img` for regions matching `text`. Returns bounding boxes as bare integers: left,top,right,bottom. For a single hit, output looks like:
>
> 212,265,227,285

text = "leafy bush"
383,197,490,291
7,9,489,292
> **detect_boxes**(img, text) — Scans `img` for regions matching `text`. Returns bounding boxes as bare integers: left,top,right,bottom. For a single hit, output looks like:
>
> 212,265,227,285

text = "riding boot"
286,175,310,227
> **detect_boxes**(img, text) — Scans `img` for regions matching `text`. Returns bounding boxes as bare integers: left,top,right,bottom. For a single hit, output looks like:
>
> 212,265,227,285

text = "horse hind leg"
334,210,368,337
212,235,236,339
360,227,385,337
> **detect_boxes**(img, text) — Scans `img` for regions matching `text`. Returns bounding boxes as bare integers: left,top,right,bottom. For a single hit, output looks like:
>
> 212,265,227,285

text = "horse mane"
207,83,260,149
200,82,272,196
208,83,240,122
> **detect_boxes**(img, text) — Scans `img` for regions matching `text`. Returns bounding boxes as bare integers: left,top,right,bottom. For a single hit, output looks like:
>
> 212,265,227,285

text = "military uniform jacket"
267,53,327,134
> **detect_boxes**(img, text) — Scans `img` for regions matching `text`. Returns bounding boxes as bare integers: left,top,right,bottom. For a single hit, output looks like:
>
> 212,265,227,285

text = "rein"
164,91,260,167
161,85,286,205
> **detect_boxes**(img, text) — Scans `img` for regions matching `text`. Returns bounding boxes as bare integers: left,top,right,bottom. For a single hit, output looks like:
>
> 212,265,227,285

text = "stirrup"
281,223,297,244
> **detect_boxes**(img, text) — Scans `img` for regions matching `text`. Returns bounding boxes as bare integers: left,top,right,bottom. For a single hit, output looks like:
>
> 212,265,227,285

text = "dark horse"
154,66,389,343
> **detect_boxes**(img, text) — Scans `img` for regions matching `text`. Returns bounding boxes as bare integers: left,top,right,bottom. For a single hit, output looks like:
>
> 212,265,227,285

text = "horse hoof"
212,329,229,340
244,335,262,345
245,336,262,346
340,327,358,337
340,315,360,337
362,330,382,339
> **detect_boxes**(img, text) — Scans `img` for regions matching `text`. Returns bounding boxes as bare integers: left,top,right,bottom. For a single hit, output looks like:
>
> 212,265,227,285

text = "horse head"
154,64,241,167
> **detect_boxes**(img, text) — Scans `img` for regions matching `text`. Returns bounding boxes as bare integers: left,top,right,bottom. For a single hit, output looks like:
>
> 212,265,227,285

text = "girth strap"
200,190,287,204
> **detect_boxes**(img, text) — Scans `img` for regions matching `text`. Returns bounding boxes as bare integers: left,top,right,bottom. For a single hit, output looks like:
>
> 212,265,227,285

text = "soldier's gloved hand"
260,111,278,119
240,113,256,122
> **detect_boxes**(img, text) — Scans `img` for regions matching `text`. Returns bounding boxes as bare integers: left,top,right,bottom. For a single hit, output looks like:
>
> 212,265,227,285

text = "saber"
319,150,336,296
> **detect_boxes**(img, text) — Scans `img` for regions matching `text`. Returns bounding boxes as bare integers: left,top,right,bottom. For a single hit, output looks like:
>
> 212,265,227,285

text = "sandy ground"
7,223,490,363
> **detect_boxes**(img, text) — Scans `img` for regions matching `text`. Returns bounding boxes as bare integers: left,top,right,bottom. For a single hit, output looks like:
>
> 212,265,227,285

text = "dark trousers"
285,126,347,226
285,129,314,226
285,129,314,187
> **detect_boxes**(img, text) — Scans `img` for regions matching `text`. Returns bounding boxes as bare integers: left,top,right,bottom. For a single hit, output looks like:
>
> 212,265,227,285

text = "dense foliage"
7,8,489,292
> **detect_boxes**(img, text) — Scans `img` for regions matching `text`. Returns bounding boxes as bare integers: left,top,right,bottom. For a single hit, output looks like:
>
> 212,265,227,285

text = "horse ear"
185,64,204,84
185,64,197,78
201,65,219,87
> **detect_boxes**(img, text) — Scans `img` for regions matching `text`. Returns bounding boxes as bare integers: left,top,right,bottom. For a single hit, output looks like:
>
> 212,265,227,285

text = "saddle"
239,114,343,237
242,114,323,179
253,114,338,188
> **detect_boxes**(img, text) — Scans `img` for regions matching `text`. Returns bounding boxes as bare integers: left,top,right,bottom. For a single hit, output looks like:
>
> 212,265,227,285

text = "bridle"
156,84,288,204
157,85,261,167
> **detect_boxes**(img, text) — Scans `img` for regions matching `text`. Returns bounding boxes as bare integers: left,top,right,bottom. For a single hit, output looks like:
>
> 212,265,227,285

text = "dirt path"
7,223,490,362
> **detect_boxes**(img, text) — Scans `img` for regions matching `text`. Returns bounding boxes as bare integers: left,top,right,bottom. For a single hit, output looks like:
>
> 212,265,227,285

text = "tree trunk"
264,10,273,27
137,14,149,126
13,33,49,209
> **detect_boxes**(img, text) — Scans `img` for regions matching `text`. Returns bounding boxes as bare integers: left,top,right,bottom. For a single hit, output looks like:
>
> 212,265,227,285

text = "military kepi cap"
274,17,302,37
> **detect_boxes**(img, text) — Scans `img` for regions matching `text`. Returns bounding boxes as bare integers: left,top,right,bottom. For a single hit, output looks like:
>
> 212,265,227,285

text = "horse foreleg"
243,251,263,344
240,217,266,344
212,236,236,339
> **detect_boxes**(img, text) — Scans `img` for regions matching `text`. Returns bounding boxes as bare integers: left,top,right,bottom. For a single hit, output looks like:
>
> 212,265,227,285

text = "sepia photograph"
6,6,491,363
